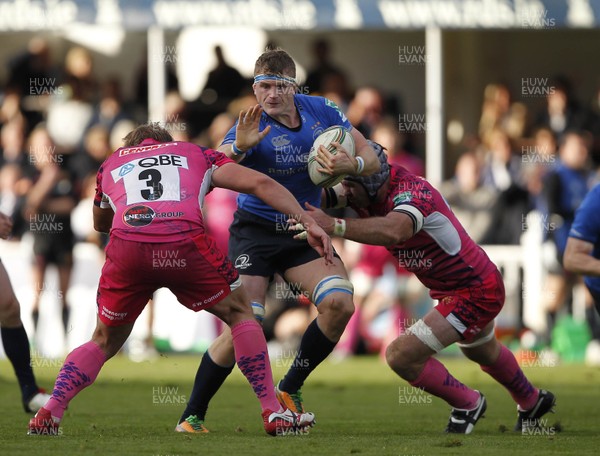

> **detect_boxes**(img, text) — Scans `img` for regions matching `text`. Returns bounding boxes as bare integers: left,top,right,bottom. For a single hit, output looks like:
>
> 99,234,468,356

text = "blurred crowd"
442,79,600,355
1,36,600,361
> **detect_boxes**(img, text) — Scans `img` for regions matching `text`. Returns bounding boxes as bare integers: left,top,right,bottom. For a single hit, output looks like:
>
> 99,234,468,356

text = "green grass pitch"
2,353,599,455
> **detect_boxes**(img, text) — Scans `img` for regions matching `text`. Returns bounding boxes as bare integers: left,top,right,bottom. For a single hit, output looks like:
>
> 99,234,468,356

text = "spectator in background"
201,46,246,108
71,172,106,248
133,45,179,120
62,46,98,104
542,131,599,346
46,47,97,155
305,39,351,106
163,91,191,141
189,46,247,137
347,86,385,138
6,37,55,97
535,77,585,140
440,151,499,244
201,109,238,253
0,118,33,237
583,82,600,166
1,117,28,167
305,39,342,93
24,125,77,344
521,127,559,216
109,119,136,152
480,128,529,244
202,112,236,150
0,89,27,127
319,71,352,111
0,164,31,239
371,117,424,176
5,37,57,129
68,125,112,188
87,78,131,133
479,82,527,142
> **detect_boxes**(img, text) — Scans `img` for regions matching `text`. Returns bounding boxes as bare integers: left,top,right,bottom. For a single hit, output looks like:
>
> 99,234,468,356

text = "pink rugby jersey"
94,139,233,242
353,165,498,292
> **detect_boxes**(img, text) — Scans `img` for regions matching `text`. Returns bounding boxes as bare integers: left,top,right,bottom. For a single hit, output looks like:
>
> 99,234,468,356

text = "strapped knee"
406,319,445,353
456,329,495,348
229,276,242,291
312,275,354,306
251,301,265,324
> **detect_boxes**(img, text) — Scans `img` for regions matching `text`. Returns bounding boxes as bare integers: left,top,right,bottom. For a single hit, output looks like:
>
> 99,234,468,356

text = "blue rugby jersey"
569,183,600,295
222,94,352,222
549,163,593,255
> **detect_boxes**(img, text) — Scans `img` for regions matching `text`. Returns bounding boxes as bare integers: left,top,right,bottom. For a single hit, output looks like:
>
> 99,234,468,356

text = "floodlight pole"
425,26,443,185
148,26,166,123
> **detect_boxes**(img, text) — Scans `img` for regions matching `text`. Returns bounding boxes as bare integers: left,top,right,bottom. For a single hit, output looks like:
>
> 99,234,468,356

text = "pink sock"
337,307,361,355
480,344,539,410
410,357,480,409
231,319,281,413
45,341,107,420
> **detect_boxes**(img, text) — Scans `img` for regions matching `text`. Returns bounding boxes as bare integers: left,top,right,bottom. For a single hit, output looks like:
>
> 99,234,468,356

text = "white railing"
483,210,586,334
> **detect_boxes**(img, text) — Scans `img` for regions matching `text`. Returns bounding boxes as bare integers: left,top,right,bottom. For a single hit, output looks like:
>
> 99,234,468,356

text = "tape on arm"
393,204,424,234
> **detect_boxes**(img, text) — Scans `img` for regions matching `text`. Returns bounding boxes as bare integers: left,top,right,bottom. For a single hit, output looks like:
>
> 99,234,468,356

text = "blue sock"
1,325,39,402
179,351,234,423
280,319,336,394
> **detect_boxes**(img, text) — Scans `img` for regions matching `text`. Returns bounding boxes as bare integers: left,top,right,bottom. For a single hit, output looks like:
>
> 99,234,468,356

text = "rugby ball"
308,126,355,188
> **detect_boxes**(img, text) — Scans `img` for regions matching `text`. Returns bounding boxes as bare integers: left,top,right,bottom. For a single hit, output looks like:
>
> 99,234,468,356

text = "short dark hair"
254,48,296,78
122,122,173,148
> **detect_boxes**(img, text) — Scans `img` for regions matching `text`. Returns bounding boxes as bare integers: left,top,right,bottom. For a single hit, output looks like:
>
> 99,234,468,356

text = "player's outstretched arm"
300,202,414,247
564,237,600,276
212,163,333,263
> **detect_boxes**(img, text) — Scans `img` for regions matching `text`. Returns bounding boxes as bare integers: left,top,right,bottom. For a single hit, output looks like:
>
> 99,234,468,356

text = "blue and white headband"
253,73,298,86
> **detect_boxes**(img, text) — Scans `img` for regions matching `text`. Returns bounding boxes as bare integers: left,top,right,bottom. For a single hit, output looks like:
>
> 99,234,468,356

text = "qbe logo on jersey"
111,154,189,205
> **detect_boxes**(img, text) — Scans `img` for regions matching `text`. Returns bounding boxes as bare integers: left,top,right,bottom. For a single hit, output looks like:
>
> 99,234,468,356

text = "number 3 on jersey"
111,154,189,205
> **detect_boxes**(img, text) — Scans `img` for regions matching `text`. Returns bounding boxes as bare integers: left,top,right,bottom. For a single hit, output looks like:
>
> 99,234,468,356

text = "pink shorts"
432,269,505,342
97,234,239,326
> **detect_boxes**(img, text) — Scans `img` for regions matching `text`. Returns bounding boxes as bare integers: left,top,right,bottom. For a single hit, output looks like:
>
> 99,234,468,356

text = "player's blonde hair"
122,122,173,147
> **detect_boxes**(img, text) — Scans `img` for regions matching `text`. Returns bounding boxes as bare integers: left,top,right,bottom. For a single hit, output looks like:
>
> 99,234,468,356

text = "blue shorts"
228,209,339,277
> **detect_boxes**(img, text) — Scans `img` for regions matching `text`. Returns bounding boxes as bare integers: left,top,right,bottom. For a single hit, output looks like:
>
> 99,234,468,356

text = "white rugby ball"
308,126,355,188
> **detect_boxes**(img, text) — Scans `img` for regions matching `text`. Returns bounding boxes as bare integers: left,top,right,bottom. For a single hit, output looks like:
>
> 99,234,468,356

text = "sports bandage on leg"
406,319,445,353
229,277,242,291
456,329,495,348
251,301,265,324
312,275,354,306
